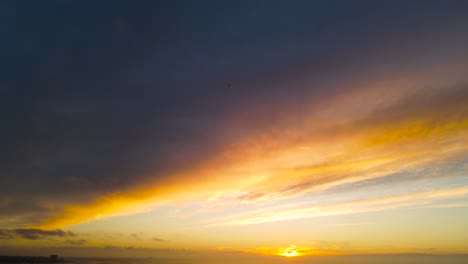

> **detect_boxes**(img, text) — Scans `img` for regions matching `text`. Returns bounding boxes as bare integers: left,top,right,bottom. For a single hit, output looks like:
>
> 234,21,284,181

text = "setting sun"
279,245,299,257
282,251,298,257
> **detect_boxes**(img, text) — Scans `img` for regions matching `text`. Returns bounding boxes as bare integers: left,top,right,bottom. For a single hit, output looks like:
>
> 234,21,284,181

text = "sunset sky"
1,0,468,259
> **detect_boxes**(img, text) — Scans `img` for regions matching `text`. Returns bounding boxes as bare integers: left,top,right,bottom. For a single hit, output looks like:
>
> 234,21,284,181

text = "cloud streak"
208,186,468,226
36,81,468,229
0,229,75,240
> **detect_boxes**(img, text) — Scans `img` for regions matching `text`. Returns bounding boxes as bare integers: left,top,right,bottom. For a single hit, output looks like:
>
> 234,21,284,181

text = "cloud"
1,1,468,230
204,131,467,210
0,245,196,258
209,186,468,226
36,82,468,229
153,237,169,242
419,202,468,209
327,222,374,227
0,229,75,240
66,239,87,245
130,233,141,240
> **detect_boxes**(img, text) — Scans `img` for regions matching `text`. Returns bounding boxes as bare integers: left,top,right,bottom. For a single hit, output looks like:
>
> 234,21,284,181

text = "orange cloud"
35,81,468,230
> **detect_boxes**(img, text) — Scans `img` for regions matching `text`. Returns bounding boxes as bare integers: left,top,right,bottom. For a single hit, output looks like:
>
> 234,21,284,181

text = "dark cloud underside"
1,0,468,227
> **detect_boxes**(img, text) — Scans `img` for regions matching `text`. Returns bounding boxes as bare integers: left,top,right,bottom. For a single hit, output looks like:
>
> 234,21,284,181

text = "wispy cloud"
36,81,468,229
327,222,374,227
208,186,468,226
66,239,87,245
0,229,75,240
419,202,468,209
153,237,169,242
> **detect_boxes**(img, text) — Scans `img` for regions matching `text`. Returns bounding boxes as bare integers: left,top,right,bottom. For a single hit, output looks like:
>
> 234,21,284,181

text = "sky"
0,0,468,260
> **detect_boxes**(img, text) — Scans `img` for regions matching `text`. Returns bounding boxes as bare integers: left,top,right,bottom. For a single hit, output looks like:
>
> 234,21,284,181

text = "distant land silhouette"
0,255,70,263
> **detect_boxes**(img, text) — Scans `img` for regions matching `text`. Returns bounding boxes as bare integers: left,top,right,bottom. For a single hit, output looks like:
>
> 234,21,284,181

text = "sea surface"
64,255,468,264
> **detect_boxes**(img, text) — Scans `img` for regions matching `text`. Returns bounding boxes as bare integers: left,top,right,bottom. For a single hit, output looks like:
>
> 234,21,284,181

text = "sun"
279,245,300,257
282,250,298,257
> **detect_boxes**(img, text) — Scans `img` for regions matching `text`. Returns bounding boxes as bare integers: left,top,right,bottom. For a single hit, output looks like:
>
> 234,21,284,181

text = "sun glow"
279,245,299,257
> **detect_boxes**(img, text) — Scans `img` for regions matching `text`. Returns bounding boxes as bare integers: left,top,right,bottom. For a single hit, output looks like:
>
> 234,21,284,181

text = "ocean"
65,255,468,264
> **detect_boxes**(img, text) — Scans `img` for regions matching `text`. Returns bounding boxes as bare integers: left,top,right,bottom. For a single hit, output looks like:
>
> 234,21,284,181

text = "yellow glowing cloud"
35,80,468,230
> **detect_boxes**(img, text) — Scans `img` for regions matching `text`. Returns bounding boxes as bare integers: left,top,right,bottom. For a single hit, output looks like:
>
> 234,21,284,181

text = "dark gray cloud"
0,229,75,240
1,0,468,227
353,84,468,132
